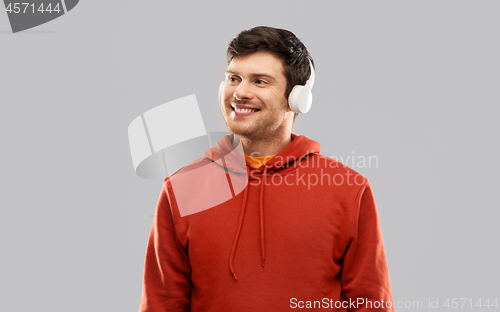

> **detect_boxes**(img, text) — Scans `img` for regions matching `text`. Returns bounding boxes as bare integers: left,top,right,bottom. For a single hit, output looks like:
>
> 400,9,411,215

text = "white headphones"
219,59,315,114
288,60,315,114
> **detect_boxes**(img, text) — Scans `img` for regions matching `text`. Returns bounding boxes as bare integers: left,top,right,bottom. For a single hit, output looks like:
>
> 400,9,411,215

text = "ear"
284,94,292,112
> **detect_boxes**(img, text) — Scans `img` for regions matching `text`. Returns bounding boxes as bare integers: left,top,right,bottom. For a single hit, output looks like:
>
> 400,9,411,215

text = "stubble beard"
224,109,287,143
221,97,291,144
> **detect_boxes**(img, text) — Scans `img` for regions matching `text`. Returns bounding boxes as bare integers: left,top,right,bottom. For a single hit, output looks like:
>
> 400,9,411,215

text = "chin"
225,124,253,138
226,126,247,136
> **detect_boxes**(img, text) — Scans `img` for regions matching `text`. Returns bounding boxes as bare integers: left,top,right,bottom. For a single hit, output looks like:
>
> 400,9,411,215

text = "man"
139,26,394,311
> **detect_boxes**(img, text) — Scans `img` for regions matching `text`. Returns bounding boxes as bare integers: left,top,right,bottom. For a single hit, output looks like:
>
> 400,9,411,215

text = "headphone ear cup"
218,81,225,103
288,85,312,114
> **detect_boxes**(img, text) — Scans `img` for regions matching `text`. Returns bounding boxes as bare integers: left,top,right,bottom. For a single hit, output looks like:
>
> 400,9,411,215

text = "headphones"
288,60,315,114
219,59,315,114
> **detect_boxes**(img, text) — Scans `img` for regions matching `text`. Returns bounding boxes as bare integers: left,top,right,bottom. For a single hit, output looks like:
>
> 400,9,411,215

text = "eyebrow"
226,70,277,82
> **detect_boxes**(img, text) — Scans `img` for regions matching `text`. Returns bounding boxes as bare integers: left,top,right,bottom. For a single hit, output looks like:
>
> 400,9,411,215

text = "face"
220,51,294,141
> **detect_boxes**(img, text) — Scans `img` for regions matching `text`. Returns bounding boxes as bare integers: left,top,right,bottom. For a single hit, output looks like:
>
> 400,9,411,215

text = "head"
220,26,314,141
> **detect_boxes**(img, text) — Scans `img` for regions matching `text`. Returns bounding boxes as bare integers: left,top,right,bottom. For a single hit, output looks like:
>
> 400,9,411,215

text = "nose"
233,81,253,101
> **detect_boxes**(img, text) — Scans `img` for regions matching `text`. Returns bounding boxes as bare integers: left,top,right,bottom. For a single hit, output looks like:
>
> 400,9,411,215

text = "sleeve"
138,179,192,312
341,179,395,311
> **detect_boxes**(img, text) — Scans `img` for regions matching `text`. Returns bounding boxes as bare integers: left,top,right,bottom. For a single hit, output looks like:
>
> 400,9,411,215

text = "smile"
231,104,261,116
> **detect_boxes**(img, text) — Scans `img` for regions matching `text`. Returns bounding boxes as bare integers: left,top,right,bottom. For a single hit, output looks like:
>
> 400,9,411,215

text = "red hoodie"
139,134,394,311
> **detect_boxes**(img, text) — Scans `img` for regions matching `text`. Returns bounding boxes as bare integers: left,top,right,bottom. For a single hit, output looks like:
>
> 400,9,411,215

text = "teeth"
235,108,258,114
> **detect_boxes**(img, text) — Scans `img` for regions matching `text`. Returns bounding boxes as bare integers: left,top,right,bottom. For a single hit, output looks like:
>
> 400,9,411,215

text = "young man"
139,26,394,311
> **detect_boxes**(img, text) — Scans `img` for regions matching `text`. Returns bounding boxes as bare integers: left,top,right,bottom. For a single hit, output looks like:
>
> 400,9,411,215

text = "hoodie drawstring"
229,166,250,280
211,147,269,280
228,165,268,280
260,166,268,268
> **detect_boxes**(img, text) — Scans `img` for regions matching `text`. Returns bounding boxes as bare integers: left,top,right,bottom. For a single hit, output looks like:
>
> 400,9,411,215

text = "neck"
238,132,292,157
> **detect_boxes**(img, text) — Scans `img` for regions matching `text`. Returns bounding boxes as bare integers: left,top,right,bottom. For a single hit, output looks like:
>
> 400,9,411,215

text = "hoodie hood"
203,133,321,174
202,133,321,280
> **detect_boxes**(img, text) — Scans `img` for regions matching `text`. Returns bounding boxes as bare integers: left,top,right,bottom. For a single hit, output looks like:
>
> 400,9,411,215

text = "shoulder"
163,155,242,217
162,155,212,193
165,156,211,181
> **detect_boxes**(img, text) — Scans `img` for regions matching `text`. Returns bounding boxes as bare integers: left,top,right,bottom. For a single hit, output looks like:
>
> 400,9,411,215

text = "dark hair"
227,26,314,122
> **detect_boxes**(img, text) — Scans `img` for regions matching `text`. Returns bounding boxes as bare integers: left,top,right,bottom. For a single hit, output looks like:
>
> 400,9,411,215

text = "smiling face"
220,51,294,142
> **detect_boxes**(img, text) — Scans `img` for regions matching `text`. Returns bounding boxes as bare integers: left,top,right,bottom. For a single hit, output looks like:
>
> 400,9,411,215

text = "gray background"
1,1,498,311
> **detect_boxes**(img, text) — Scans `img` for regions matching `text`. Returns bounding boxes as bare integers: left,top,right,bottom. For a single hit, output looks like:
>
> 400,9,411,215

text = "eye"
228,76,240,84
255,79,267,85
